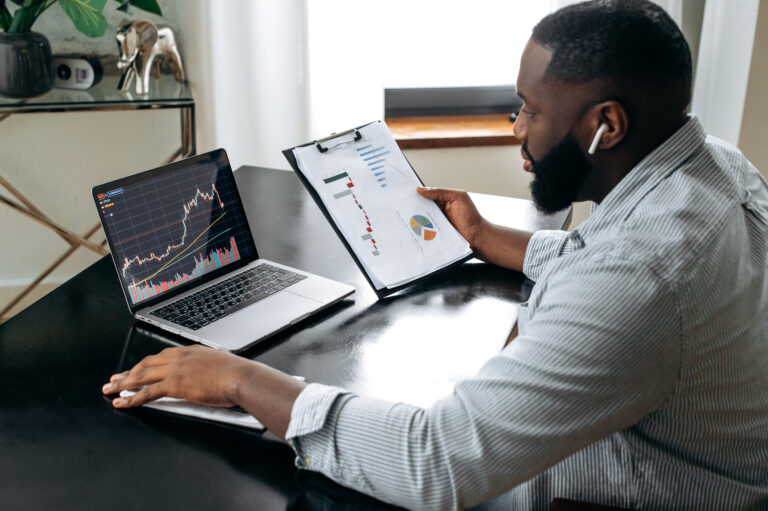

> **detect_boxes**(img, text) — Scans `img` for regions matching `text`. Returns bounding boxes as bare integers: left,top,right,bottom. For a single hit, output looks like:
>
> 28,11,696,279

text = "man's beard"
524,133,593,214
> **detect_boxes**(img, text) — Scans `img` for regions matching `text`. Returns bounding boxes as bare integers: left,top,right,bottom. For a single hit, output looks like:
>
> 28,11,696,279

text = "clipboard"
283,121,473,298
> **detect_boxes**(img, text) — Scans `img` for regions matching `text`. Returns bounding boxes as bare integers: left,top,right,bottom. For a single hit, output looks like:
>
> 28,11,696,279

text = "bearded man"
103,1,768,508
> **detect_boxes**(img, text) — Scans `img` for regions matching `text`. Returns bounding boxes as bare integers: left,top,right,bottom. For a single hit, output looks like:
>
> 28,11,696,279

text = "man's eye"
521,107,536,118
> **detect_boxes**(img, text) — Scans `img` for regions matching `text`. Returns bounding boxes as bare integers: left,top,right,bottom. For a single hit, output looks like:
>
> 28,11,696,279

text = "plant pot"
0,31,54,98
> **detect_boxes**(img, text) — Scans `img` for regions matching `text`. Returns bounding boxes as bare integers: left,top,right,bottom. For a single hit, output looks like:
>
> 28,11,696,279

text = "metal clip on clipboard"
314,128,362,153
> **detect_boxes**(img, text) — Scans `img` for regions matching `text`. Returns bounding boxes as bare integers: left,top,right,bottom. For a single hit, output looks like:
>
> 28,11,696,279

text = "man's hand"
417,186,487,250
418,186,534,272
101,344,306,440
102,345,250,408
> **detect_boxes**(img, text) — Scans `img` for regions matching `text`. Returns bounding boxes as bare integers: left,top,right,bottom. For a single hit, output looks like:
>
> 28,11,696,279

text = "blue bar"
377,177,386,182
371,165,384,171
380,184,387,188
213,252,222,268
355,144,372,152
367,159,385,166
358,146,385,157
363,151,390,161
374,171,385,176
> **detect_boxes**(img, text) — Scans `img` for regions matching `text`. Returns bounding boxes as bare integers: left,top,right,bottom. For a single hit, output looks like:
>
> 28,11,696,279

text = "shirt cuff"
284,383,350,439
522,229,568,281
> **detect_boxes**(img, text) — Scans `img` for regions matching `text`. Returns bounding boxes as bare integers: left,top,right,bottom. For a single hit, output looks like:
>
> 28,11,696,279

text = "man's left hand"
102,345,251,409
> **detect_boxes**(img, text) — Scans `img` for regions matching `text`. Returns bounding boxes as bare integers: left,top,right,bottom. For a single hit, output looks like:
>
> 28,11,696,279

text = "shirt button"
304,456,311,465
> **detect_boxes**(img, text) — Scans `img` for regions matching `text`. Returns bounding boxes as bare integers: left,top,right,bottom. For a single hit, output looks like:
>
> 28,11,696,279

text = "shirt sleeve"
285,257,682,510
522,230,569,281
284,383,350,439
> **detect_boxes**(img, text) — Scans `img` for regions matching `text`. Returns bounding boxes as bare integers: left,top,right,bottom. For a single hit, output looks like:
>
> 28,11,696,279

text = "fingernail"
110,373,125,382
102,383,114,393
113,397,125,407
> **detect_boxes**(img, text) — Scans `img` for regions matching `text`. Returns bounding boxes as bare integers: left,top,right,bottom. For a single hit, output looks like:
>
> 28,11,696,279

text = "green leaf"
0,1,12,31
121,0,161,16
7,2,42,32
59,0,108,37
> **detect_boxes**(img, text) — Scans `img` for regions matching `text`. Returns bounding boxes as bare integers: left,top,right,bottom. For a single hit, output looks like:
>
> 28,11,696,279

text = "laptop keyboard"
150,264,306,330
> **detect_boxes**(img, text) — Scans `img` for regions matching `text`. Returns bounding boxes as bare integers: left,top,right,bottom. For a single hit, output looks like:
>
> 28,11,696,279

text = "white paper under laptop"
93,149,354,352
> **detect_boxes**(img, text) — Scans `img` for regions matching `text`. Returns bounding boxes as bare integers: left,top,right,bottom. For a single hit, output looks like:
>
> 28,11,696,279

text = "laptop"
93,148,355,352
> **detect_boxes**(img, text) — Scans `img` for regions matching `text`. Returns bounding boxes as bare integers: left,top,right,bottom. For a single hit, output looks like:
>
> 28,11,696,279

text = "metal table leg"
0,224,105,321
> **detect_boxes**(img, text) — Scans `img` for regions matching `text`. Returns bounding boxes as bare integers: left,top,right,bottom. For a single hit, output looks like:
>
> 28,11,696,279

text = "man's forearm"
231,361,307,440
471,222,533,272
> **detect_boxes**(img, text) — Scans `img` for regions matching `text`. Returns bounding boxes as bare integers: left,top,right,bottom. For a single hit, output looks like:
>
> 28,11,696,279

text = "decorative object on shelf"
116,19,184,95
0,30,52,97
0,0,163,98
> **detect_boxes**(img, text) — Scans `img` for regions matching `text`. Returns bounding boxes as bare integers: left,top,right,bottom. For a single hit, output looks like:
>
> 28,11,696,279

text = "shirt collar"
576,115,706,237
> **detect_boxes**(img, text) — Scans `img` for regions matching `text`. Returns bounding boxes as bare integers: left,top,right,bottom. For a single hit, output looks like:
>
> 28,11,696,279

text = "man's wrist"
226,359,260,406
471,218,492,255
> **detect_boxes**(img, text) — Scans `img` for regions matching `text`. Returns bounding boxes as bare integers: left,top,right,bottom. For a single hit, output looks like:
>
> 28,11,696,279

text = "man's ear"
587,100,628,153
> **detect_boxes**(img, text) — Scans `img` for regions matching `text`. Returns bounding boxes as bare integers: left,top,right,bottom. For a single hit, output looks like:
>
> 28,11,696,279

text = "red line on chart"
120,184,226,277
346,178,379,255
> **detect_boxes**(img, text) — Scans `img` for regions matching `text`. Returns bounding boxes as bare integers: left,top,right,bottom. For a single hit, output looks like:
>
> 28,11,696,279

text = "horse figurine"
116,20,185,94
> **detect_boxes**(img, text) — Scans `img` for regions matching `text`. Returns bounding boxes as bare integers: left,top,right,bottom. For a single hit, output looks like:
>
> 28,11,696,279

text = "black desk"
0,166,569,510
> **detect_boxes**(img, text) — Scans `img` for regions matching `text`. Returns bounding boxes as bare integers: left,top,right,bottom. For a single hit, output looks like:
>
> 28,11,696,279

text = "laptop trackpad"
203,292,319,351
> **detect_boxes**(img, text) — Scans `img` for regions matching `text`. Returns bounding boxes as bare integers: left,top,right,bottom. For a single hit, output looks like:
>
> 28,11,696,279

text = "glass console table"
0,74,195,321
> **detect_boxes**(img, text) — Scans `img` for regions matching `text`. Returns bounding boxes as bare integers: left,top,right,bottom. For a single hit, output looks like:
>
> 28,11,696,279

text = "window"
306,1,555,135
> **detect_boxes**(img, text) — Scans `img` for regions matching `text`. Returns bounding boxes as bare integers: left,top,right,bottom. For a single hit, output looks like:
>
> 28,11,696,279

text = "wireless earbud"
588,123,609,155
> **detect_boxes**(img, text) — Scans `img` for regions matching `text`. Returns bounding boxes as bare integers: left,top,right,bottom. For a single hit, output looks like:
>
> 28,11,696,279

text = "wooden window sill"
386,113,520,149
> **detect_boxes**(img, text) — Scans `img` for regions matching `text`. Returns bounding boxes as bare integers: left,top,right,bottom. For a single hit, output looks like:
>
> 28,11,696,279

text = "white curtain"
691,0,759,145
176,0,310,171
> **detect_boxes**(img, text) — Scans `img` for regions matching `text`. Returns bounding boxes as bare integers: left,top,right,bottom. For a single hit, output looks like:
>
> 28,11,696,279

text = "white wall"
404,146,530,198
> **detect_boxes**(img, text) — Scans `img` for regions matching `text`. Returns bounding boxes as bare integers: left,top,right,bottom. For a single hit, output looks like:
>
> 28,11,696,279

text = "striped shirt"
285,116,768,510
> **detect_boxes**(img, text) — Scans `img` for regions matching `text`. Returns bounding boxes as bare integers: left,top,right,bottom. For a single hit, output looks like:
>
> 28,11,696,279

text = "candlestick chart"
99,163,255,305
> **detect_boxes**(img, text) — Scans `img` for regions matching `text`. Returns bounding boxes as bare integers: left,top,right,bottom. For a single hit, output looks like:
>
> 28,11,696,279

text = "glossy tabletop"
0,166,569,510
0,74,193,113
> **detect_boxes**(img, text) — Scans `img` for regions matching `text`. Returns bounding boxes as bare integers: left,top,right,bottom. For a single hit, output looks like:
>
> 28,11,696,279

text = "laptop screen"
96,151,257,307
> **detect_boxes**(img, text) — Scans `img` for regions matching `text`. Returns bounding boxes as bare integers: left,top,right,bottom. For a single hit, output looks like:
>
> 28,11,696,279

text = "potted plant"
0,0,161,98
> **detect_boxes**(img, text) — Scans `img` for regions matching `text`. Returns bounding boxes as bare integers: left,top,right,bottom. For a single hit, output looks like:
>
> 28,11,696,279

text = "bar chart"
127,236,241,304
323,169,380,256
355,140,410,190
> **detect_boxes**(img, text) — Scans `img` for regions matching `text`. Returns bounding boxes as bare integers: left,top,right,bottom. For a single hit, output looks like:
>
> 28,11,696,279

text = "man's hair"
532,0,692,114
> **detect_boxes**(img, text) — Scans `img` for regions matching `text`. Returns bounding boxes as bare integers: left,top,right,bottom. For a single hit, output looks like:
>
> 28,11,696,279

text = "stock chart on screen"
97,161,254,305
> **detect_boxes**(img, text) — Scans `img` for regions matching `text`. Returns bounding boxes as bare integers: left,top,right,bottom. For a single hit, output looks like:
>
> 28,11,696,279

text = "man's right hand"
417,186,487,250
417,186,534,273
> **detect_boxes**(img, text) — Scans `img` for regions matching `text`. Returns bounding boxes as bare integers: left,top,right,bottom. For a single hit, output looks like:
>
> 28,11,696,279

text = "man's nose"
513,113,527,142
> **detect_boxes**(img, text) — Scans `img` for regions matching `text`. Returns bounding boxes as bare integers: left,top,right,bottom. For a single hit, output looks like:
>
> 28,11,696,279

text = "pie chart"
410,215,437,241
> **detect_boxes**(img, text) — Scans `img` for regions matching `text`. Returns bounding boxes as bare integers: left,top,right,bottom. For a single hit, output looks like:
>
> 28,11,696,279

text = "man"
102,1,768,509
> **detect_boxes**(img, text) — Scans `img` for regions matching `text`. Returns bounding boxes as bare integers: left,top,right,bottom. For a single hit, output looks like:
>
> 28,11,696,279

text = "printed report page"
293,121,471,289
